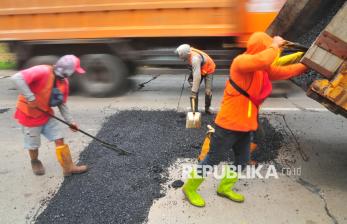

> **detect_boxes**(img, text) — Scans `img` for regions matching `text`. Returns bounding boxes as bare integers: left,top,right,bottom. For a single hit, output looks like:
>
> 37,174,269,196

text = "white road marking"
261,107,328,112
305,108,329,112
182,106,329,112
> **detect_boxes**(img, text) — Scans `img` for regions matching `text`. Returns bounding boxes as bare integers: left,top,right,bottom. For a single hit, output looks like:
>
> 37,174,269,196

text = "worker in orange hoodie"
182,32,308,207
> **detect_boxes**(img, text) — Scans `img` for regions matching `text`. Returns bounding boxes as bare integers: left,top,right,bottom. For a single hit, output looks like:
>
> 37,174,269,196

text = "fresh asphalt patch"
36,110,285,224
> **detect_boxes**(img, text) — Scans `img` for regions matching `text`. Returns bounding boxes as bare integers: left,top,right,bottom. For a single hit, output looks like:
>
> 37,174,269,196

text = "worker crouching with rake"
182,32,308,207
11,55,88,176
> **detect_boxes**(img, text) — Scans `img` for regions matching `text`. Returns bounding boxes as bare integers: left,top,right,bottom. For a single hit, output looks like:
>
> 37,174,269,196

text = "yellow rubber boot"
217,168,245,203
182,170,205,207
56,144,88,177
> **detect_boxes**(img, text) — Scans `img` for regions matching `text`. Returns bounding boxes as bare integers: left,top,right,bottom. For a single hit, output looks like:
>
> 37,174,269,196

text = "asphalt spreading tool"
186,97,201,128
34,106,131,155
176,73,188,111
137,74,161,90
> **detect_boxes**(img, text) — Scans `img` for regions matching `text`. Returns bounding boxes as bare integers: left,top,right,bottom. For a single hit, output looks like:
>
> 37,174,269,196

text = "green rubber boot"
217,168,245,203
182,170,205,207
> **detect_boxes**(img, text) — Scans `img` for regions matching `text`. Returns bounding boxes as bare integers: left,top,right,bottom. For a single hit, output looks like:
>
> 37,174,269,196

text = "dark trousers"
198,124,251,173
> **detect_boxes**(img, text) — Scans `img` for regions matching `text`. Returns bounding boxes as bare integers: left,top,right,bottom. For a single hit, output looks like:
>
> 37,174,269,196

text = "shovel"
186,97,201,129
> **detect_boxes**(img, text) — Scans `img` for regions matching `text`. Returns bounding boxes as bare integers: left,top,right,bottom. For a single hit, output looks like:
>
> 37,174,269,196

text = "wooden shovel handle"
191,97,196,114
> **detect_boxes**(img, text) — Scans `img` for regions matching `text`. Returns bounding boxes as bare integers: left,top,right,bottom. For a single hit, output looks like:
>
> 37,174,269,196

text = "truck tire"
24,55,59,68
80,54,128,97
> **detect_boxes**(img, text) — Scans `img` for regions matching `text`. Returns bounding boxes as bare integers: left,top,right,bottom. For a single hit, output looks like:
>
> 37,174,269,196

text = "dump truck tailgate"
302,2,347,118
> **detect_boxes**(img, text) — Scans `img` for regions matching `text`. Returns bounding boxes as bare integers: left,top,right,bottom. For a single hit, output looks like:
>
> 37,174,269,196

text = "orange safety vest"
189,48,216,76
16,67,55,118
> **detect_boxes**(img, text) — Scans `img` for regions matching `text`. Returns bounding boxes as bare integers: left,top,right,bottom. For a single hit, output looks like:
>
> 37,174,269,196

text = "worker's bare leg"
28,148,45,175
55,138,64,147
28,148,39,160
22,125,45,175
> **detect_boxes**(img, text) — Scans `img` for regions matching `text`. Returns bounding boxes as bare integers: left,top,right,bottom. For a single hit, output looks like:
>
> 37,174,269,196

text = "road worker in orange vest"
175,44,216,114
11,55,88,176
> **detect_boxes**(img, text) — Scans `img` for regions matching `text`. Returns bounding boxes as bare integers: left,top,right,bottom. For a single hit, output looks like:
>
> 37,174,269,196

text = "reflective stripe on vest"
189,48,216,76
16,67,55,118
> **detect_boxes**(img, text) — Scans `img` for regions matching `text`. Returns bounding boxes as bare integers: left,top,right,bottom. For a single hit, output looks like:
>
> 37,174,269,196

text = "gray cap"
54,55,85,78
175,44,191,59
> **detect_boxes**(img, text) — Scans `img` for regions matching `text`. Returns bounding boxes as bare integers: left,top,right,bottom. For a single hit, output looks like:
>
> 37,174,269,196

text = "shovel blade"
186,112,201,129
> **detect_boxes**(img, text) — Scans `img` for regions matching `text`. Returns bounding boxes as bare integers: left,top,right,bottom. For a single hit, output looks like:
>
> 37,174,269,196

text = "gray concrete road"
0,70,346,224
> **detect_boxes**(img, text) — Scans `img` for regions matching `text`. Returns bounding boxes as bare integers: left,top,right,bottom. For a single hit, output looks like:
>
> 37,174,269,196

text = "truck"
267,0,347,118
0,0,285,96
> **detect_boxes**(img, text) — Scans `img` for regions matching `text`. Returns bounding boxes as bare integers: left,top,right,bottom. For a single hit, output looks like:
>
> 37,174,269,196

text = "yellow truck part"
309,64,347,117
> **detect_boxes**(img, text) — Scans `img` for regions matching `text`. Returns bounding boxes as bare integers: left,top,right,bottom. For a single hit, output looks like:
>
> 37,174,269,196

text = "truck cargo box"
0,0,243,40
302,2,347,118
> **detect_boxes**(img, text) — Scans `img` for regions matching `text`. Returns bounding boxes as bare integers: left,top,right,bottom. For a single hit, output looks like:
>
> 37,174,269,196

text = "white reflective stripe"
261,107,300,111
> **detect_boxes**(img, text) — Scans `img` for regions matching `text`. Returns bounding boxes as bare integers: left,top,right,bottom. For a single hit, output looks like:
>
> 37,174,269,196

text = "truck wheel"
79,54,128,97
24,55,59,68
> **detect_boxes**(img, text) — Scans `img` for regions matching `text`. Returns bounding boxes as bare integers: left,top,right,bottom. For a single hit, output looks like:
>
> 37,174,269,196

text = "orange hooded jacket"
215,32,307,132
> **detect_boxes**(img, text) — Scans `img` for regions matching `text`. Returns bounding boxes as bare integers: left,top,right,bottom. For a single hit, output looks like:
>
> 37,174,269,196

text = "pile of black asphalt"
291,0,346,90
251,117,283,162
36,111,284,224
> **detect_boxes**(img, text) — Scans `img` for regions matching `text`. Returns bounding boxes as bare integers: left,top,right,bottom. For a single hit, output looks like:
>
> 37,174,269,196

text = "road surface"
0,70,346,224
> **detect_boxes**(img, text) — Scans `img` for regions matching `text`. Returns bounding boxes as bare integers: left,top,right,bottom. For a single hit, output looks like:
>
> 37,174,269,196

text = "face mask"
63,70,74,78
54,66,74,79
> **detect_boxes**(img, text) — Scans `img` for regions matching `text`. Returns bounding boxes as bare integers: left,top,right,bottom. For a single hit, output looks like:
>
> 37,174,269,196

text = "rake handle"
33,105,131,155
